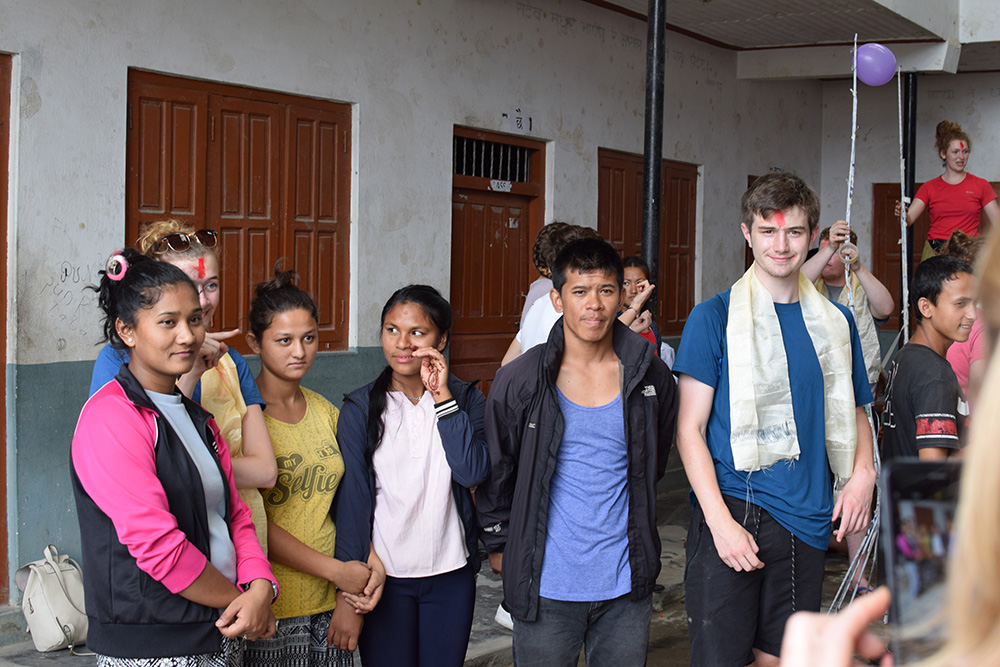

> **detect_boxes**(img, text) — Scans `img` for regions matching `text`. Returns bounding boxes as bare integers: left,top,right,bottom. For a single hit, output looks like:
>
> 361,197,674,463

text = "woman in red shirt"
904,120,999,261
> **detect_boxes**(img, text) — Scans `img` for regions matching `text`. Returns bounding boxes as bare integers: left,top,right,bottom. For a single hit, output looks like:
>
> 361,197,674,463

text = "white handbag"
14,545,89,652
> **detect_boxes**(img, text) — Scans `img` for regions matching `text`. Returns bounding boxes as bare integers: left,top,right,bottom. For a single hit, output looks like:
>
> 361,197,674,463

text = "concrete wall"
819,70,1000,260
960,0,1000,42
0,0,826,598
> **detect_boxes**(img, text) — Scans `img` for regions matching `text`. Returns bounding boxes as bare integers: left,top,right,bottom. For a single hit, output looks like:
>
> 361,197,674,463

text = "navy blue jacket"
334,376,489,571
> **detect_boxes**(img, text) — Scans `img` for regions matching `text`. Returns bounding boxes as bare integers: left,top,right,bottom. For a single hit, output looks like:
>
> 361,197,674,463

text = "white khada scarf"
727,265,857,493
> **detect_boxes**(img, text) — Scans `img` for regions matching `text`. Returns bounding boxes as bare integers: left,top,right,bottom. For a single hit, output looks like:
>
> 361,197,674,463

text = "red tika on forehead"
960,141,965,150
197,257,205,279
772,209,786,228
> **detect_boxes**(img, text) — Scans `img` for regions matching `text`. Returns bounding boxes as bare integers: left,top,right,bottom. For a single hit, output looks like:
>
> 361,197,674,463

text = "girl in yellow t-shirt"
243,268,381,667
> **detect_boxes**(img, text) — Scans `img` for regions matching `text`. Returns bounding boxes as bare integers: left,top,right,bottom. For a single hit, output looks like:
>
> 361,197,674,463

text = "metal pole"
902,73,918,341
641,0,666,314
897,69,909,342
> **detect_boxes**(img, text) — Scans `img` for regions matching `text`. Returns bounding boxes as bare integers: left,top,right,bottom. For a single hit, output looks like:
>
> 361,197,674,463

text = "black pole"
904,73,917,208
903,72,918,341
641,0,666,315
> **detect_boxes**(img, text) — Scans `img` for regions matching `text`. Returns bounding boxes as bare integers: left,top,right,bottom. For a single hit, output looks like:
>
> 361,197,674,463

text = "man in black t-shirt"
882,256,977,460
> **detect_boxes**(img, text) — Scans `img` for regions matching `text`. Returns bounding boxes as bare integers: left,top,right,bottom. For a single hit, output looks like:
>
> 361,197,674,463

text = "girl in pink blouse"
331,285,489,667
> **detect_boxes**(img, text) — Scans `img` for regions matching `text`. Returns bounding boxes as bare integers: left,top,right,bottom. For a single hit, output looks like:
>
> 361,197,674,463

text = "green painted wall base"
7,346,386,636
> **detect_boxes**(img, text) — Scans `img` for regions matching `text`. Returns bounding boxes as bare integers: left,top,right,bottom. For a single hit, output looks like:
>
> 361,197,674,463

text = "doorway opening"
450,127,544,395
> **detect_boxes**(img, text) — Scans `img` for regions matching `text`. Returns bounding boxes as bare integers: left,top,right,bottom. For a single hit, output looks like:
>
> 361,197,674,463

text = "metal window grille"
453,136,533,183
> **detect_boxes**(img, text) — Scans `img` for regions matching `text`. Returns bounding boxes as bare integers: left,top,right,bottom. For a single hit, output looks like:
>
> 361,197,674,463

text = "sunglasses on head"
153,229,218,254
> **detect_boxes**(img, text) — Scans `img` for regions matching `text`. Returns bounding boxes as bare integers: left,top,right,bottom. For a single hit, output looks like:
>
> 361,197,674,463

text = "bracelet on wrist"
242,578,279,602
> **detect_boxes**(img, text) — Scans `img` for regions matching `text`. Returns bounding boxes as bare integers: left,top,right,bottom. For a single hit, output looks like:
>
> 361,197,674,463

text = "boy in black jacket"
476,238,677,667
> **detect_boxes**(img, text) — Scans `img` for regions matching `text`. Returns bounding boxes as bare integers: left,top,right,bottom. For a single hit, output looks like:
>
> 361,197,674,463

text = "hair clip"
106,254,128,281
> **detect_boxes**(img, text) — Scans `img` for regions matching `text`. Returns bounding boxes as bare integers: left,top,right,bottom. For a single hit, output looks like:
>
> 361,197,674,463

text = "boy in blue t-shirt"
673,172,876,667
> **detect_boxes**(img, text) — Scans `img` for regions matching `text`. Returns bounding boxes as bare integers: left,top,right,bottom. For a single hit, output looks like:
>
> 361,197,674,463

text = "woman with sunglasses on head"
88,220,277,551
72,249,278,665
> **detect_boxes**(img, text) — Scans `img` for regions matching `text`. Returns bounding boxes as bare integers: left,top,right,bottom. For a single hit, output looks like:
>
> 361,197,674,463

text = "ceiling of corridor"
593,0,1000,73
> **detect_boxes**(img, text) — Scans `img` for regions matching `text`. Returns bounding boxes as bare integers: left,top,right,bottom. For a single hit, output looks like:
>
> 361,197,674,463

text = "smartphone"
879,459,962,663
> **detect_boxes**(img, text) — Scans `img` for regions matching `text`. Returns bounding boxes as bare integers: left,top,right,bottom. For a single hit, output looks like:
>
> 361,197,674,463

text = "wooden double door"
597,148,698,337
127,71,351,353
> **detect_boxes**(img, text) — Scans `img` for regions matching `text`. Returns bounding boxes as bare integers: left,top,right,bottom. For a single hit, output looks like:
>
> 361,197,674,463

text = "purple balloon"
856,43,897,86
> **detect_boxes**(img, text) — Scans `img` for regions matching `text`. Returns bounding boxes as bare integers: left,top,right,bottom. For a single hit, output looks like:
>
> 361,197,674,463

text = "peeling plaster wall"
820,72,1000,260
0,0,825,366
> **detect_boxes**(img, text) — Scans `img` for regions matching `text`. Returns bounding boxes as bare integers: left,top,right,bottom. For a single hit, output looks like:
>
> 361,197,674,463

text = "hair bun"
936,120,963,139
247,261,318,340
941,229,986,265
934,120,972,155
253,261,298,299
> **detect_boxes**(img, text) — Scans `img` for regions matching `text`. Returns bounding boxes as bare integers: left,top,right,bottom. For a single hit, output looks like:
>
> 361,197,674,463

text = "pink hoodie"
72,379,276,595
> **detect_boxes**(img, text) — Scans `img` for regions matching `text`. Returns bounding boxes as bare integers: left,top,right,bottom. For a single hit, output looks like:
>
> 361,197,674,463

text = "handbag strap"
43,545,60,565
53,618,95,656
37,545,87,618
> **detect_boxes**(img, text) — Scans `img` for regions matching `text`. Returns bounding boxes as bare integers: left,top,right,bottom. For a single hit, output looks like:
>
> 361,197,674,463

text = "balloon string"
844,34,857,309
897,66,909,341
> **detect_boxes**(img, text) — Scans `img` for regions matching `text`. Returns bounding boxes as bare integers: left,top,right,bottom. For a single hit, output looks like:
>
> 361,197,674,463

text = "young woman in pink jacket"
71,249,278,665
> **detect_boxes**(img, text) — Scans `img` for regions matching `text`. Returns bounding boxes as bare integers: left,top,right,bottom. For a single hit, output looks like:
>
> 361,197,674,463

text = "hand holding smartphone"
879,459,962,664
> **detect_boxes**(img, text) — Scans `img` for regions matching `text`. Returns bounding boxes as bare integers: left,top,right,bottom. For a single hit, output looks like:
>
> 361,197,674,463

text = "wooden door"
450,189,530,395
127,79,208,235
659,163,697,335
598,149,643,257
208,95,282,336
872,183,917,332
450,127,543,395
597,149,698,336
0,53,10,603
284,104,351,348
